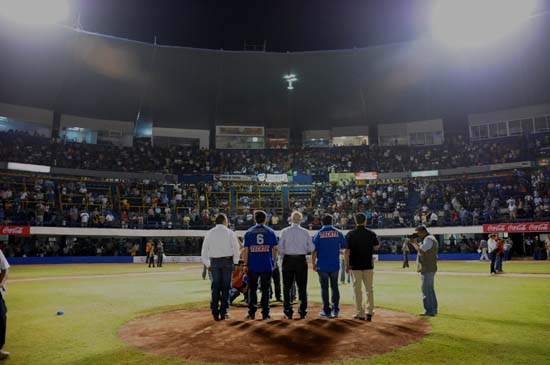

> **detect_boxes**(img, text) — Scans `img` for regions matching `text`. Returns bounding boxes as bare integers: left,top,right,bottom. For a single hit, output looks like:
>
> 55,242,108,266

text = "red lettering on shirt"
319,231,339,239
250,245,271,253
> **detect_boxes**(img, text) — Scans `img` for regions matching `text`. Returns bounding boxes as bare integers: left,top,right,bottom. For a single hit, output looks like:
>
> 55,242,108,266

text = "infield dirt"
119,304,431,365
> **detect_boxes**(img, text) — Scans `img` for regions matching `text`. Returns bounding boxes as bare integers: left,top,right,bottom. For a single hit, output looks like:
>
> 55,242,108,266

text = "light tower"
283,74,298,90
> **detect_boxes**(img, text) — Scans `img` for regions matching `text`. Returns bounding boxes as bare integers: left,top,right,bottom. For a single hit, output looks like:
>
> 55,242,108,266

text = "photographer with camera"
410,225,438,317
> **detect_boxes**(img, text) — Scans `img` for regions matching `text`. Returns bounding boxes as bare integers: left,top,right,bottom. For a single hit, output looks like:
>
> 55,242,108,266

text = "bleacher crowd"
2,129,550,258
0,130,541,176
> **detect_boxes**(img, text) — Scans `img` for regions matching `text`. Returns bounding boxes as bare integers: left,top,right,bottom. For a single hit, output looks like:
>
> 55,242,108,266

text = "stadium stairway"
406,189,421,217
110,184,120,212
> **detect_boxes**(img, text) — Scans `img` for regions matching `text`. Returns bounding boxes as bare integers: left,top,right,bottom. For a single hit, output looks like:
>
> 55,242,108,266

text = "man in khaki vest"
411,225,438,316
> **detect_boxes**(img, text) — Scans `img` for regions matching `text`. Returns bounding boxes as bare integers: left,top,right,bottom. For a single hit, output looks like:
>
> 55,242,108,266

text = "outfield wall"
4,225,488,264
7,253,482,265
26,225,485,237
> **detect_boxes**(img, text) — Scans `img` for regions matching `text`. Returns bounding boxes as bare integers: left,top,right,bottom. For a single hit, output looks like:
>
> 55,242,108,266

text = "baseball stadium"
1,0,550,364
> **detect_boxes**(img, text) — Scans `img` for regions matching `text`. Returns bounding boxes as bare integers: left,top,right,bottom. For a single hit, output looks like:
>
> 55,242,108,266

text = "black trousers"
271,265,282,300
282,255,308,317
403,252,409,268
157,253,163,267
248,271,272,317
0,294,6,349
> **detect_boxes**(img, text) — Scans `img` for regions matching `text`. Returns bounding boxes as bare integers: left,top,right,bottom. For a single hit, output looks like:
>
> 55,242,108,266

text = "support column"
52,110,61,140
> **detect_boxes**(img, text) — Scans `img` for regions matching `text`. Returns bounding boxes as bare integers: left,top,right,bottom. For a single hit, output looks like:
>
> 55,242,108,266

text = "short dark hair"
322,214,333,226
254,210,267,224
215,213,227,225
415,225,428,233
355,213,366,225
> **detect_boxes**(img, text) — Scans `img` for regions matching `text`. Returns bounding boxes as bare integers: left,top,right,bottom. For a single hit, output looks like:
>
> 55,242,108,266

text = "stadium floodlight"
0,0,70,26
431,0,537,49
283,74,298,90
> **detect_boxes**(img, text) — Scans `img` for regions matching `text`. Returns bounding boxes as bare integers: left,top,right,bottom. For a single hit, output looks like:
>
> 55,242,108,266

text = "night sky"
74,0,433,51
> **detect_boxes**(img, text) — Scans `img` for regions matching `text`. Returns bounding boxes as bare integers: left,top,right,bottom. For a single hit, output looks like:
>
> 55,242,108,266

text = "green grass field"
6,261,550,365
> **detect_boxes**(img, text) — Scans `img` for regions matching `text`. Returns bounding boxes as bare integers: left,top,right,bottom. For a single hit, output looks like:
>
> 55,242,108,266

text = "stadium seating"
1,130,547,175
2,130,550,233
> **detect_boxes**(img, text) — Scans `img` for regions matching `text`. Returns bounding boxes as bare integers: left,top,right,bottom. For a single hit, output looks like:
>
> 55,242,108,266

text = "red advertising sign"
355,171,378,180
0,226,31,236
483,222,550,233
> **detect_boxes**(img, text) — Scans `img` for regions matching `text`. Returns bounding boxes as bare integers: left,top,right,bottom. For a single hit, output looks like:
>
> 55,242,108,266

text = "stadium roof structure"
0,16,548,131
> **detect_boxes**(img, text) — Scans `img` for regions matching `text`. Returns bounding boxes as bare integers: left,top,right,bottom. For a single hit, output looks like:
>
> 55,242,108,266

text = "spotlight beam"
431,0,538,49
0,0,70,26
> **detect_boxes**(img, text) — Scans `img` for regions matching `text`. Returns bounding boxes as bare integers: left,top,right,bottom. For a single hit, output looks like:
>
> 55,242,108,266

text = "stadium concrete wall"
26,225,484,237
7,253,482,265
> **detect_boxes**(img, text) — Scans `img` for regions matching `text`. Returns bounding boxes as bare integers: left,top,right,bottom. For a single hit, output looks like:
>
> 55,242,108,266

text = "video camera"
407,233,419,240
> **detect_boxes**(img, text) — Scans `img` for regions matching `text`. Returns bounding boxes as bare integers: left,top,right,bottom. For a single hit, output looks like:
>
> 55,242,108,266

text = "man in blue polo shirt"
243,210,278,320
312,214,347,318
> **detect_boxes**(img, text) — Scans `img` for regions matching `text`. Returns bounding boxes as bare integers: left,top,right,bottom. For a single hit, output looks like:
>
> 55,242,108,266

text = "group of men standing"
201,210,381,321
201,210,439,321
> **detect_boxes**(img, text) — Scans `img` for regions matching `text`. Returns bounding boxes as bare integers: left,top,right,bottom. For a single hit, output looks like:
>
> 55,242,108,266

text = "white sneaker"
0,350,10,360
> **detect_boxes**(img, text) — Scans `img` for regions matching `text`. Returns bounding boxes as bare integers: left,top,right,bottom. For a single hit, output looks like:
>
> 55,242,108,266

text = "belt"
211,256,233,260
284,254,306,258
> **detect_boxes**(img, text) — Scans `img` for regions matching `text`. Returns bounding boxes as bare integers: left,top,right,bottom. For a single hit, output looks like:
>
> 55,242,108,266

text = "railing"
288,191,313,210
206,191,231,213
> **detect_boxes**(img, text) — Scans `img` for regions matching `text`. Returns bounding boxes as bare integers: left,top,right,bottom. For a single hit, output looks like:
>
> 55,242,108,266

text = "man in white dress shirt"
0,248,10,359
201,214,241,321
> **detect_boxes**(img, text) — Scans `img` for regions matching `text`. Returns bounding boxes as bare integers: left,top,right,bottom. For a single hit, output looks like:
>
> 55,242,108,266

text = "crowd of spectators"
3,168,550,232
2,129,550,235
0,130,543,176
306,179,410,229
411,169,550,227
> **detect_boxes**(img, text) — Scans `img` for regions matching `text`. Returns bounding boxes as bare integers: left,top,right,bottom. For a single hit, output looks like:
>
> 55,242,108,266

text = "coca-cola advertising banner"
0,226,31,236
483,222,550,233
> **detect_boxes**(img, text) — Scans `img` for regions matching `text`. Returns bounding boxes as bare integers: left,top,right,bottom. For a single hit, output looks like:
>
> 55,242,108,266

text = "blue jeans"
495,254,503,271
340,259,350,283
420,272,438,315
318,271,340,314
210,257,233,317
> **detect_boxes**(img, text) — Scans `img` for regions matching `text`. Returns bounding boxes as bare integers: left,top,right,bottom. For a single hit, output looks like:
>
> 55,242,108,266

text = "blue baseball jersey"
244,224,278,273
313,225,347,272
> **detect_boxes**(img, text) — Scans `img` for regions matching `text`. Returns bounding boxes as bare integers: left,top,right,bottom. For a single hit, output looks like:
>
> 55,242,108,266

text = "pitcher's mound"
119,305,431,365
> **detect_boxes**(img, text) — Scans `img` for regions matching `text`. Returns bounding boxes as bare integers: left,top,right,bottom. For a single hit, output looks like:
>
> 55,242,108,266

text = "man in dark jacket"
344,213,379,321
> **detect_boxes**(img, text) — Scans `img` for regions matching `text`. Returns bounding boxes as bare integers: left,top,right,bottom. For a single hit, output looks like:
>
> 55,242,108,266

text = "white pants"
351,270,374,317
480,248,489,261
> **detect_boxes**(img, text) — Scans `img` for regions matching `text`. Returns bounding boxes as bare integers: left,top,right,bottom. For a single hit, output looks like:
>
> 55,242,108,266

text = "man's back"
280,224,313,255
313,226,346,272
244,224,277,273
345,226,378,270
